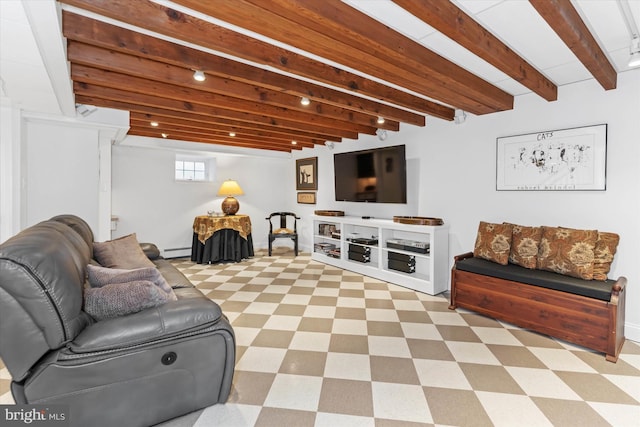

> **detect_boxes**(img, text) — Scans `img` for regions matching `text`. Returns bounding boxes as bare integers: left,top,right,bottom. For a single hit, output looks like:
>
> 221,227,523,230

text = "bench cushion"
455,257,614,301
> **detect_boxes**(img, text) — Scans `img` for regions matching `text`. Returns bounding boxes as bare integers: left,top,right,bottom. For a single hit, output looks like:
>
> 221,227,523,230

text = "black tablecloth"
191,229,254,264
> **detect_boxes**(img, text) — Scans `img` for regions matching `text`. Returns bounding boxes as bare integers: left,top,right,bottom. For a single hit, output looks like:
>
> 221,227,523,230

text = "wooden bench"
449,252,627,362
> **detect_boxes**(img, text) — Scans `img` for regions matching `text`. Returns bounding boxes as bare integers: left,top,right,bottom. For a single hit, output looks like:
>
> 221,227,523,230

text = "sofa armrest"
140,242,161,260
67,298,222,354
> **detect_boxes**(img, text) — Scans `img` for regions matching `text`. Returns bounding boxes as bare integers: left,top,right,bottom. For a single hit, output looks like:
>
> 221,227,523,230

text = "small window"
175,157,215,182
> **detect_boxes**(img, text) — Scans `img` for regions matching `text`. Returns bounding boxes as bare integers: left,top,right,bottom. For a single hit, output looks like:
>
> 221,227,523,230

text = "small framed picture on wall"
296,157,318,191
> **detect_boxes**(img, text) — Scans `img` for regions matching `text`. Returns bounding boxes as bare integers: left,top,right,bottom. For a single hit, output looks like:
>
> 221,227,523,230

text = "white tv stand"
311,215,449,295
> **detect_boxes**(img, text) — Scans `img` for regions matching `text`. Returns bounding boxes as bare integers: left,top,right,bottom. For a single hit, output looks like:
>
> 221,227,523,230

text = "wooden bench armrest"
610,276,627,304
453,252,474,263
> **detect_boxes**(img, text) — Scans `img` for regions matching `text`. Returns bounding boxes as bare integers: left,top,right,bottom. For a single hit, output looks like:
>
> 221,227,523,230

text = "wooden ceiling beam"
78,95,348,141
392,0,557,101
70,65,387,134
529,0,616,90
174,0,512,114
73,88,360,140
129,122,311,149
128,129,297,152
61,15,432,123
130,113,330,145
60,2,452,119
68,50,402,131
129,117,316,148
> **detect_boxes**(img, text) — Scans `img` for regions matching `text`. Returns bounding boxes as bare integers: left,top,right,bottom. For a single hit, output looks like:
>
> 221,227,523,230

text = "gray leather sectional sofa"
0,215,235,427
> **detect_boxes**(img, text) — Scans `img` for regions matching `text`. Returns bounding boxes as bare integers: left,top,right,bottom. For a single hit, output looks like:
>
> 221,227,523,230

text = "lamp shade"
217,180,244,215
217,180,244,196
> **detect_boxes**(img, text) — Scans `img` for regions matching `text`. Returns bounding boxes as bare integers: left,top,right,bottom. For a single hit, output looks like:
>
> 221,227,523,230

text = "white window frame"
175,155,216,182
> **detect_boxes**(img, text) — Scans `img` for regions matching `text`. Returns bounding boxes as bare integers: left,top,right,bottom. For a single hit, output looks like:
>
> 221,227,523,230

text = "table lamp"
217,179,244,215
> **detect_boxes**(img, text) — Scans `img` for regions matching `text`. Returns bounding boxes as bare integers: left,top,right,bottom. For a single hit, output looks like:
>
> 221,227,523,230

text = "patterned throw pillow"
93,233,156,269
84,281,171,321
537,226,598,280
87,264,177,301
506,223,542,269
592,232,619,281
473,221,513,265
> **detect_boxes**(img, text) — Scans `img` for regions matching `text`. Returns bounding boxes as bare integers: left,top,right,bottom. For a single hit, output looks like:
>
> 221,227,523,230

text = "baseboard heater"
163,247,191,259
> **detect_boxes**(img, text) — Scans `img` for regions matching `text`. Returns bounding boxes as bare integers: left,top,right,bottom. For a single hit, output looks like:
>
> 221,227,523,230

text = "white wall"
111,144,291,254
292,69,640,341
23,120,101,231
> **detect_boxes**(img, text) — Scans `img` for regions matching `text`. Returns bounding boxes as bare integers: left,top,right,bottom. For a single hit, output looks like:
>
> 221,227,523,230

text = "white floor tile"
471,326,525,346
400,323,443,340
529,348,597,372
392,300,426,311
232,327,261,346
263,374,323,411
476,391,553,427
227,291,260,302
194,403,261,427
506,367,582,400
324,353,371,381
280,294,312,305
314,412,375,427
303,305,337,318
336,296,366,308
413,359,472,390
236,347,287,373
368,336,411,358
587,402,640,427
371,382,432,423
446,342,501,365
243,301,279,315
365,308,399,322
428,311,469,326
289,331,332,352
603,374,640,402
262,315,301,331
332,318,368,335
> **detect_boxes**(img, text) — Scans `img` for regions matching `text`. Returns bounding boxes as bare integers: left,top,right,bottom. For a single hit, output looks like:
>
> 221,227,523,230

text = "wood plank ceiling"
59,0,617,153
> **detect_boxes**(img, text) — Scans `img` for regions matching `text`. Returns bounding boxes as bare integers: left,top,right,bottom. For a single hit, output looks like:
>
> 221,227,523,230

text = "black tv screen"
334,145,407,203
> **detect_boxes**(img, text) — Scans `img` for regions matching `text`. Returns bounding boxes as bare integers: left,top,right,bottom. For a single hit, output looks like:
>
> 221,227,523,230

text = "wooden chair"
266,212,300,256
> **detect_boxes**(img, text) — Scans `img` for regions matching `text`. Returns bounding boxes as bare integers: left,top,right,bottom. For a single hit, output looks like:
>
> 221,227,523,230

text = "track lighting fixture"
454,109,467,125
618,0,640,68
376,129,388,141
300,96,310,106
629,37,640,68
193,70,206,81
161,133,168,138
325,141,335,149
377,116,385,124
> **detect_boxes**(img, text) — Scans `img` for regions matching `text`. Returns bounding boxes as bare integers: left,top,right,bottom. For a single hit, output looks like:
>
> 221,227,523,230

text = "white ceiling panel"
344,0,437,40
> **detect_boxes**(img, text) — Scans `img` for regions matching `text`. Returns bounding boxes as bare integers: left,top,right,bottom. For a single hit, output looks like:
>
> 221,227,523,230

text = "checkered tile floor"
1,249,639,427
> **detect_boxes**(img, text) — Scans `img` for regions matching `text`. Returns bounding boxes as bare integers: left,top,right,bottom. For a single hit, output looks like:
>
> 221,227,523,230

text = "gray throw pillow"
93,233,156,269
84,281,170,321
87,264,177,301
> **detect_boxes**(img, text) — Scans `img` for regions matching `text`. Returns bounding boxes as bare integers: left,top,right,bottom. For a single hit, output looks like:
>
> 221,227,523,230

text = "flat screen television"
334,144,407,203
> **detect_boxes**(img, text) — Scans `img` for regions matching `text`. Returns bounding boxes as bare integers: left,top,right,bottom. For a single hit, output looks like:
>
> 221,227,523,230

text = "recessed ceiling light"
291,140,297,145
229,132,236,137
377,116,385,124
300,97,310,106
150,121,159,127
193,70,206,81
161,133,168,138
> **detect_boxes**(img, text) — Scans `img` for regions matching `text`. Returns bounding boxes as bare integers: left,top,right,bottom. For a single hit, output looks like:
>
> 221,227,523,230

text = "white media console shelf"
312,215,449,295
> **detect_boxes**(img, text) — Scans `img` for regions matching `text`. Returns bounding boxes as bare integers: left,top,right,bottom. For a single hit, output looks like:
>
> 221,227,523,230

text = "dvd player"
386,238,429,254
